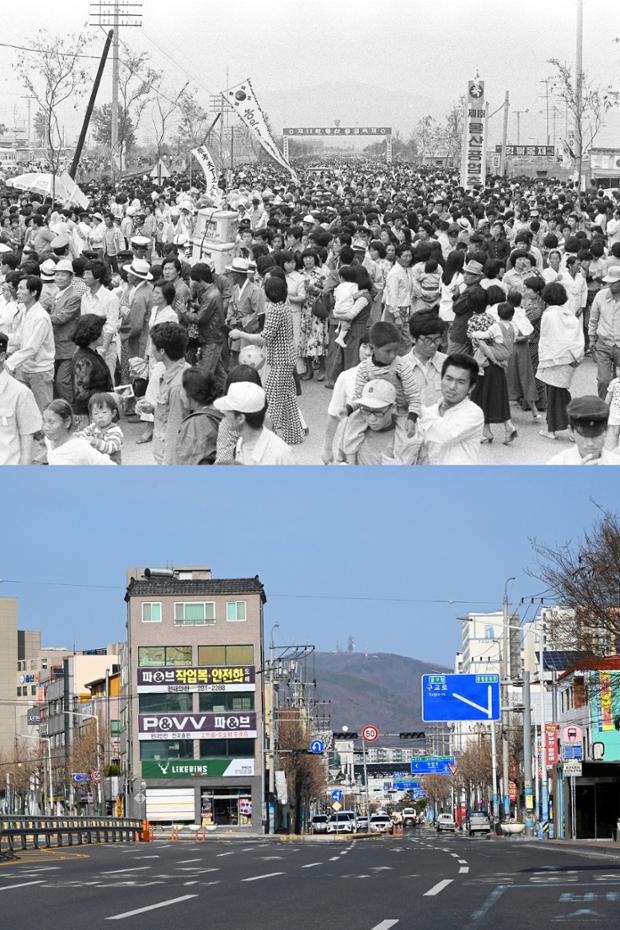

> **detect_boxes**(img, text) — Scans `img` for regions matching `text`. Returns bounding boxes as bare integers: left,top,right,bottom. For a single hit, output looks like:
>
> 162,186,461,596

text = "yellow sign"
332,801,342,811
115,797,124,817
525,794,534,810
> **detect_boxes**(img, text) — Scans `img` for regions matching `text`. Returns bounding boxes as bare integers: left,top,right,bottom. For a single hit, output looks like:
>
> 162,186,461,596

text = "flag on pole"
192,145,222,201
223,78,298,182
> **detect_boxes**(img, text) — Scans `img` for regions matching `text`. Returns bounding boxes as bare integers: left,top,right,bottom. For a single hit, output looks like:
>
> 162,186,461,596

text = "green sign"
141,758,254,778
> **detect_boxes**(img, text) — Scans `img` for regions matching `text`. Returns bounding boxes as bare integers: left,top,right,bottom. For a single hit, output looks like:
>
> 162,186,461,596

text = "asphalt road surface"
122,358,599,465
2,827,620,929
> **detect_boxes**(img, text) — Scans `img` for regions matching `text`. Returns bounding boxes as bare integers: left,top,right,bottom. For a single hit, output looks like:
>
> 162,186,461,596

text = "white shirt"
606,217,620,246
81,286,121,337
45,436,115,465
328,364,360,418
6,302,54,374
420,397,484,465
235,427,294,465
546,447,620,466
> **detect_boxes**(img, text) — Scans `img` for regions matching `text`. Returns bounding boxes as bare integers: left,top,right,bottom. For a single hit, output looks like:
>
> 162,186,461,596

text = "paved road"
121,359,599,465
2,827,620,928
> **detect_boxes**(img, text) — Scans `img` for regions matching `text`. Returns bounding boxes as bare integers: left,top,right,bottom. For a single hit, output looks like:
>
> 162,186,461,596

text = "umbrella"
6,171,89,209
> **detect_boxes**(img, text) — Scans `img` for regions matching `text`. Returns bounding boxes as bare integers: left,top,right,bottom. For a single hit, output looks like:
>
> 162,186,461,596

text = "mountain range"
312,651,451,735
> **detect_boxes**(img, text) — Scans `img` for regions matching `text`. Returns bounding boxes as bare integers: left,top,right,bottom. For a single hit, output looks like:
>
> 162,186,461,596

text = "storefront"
200,787,253,827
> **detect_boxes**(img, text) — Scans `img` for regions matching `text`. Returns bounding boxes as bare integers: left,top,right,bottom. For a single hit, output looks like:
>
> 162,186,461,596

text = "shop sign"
589,671,620,762
137,666,255,693
460,77,487,189
138,712,257,740
141,758,255,778
545,723,559,766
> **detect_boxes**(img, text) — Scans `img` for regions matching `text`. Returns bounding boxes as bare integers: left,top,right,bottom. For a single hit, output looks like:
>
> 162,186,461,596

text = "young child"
413,258,442,311
604,363,620,450
333,265,361,348
75,392,124,465
468,302,505,375
343,321,423,463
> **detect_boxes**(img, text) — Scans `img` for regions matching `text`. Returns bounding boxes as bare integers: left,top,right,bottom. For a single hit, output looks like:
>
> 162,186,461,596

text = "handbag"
311,294,330,320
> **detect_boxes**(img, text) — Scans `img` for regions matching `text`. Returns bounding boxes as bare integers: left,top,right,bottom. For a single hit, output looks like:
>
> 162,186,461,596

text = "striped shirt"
353,355,422,415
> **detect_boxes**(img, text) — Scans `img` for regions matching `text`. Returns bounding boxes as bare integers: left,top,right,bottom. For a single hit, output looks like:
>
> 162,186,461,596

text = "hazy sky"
0,469,616,667
1,0,619,145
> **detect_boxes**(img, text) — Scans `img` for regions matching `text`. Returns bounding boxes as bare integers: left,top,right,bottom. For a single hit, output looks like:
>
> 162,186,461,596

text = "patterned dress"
299,266,328,359
262,300,304,445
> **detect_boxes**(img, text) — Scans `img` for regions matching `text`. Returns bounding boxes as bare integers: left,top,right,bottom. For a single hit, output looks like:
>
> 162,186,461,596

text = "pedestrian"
42,398,115,465
537,282,585,440
5,275,54,413
546,395,620,465
213,381,294,465
419,353,484,464
589,265,620,399
0,330,42,465
149,321,190,465
174,368,223,465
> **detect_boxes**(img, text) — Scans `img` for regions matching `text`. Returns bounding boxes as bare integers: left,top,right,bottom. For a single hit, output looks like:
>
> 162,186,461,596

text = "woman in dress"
276,250,306,376
537,282,585,440
229,275,305,445
71,314,113,427
299,248,328,381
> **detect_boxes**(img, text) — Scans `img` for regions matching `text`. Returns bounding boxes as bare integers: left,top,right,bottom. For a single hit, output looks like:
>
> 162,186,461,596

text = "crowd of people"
1,155,620,466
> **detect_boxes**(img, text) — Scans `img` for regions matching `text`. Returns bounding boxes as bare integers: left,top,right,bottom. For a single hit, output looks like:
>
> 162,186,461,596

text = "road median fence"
0,816,144,859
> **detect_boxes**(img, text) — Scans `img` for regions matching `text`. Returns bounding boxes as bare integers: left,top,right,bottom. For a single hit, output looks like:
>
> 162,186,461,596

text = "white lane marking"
458,859,468,865
329,856,340,861
450,853,460,858
106,894,198,920
241,872,285,882
469,885,508,923
302,863,322,869
133,855,160,860
423,879,454,896
259,856,283,861
370,866,393,872
183,881,199,886
459,866,470,874
0,881,46,891
177,859,202,864
101,867,152,874
216,852,234,857
176,867,220,874
371,922,399,930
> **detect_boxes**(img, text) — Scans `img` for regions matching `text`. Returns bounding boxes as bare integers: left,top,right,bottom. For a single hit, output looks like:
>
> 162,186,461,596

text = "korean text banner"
138,712,257,740
225,78,297,181
460,77,487,190
192,146,221,200
589,671,620,762
137,665,255,693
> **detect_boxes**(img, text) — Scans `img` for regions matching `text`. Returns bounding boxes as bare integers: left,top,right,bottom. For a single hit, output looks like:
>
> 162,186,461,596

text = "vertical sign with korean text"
545,723,559,766
461,77,487,189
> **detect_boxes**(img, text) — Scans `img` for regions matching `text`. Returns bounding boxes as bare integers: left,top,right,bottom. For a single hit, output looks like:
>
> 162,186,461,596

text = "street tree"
116,44,162,168
92,104,136,154
34,111,48,147
455,735,492,811
0,743,41,814
278,706,326,834
548,58,619,192
151,82,190,174
16,29,92,202
531,507,620,654
441,99,465,168
420,773,452,809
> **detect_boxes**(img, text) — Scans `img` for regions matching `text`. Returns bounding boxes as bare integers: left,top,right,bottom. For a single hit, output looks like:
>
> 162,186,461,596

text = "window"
174,602,215,625
139,740,194,761
139,693,193,714
110,720,121,735
138,646,193,668
199,739,255,758
226,601,247,622
31,686,37,696
199,692,254,713
142,602,162,623
198,645,254,666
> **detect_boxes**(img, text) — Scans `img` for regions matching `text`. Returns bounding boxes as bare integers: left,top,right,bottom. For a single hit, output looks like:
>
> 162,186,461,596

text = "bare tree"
151,83,190,175
0,744,42,814
117,45,162,168
421,773,452,809
531,507,620,654
548,58,619,192
441,99,465,168
278,706,326,834
455,735,492,811
16,29,92,202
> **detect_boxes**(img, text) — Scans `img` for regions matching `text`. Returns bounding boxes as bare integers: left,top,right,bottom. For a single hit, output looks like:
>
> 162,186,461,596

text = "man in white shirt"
547,395,620,465
606,208,620,247
81,259,120,380
5,275,54,412
419,353,484,464
407,312,448,407
0,331,42,464
214,382,294,465
322,338,372,463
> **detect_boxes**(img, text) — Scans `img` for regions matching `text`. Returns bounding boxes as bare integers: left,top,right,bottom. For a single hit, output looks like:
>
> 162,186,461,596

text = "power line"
0,41,102,60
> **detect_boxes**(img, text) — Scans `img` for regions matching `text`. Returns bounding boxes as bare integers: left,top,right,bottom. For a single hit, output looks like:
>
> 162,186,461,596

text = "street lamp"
64,710,102,815
514,109,529,145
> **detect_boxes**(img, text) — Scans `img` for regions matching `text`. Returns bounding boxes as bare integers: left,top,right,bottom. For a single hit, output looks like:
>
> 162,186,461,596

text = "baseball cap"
357,379,397,409
567,395,609,428
213,382,266,414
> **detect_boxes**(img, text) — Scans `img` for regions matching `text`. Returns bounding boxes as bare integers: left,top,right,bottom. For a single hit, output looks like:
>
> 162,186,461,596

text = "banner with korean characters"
460,76,487,189
141,758,255,778
544,723,559,766
137,666,255,693
589,671,620,762
138,712,257,740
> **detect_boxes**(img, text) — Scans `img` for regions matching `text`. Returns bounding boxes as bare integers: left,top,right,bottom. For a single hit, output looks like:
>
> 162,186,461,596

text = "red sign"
362,725,379,742
509,781,517,801
545,724,559,766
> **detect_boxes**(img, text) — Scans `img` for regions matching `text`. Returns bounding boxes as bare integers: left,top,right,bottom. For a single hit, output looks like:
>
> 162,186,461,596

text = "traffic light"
399,731,425,740
333,731,358,740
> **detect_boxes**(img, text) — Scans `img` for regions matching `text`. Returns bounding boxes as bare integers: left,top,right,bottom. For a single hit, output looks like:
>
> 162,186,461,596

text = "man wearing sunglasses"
546,395,620,465
407,311,448,407
338,380,408,465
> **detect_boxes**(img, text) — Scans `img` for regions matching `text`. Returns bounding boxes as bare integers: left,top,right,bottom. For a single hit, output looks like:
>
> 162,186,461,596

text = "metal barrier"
0,817,143,859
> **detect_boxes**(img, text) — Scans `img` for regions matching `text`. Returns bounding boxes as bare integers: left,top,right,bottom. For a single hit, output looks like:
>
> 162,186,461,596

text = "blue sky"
0,468,615,666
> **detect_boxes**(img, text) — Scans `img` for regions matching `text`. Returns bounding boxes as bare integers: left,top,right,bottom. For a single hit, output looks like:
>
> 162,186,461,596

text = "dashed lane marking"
459,866,470,874
370,922,399,930
106,894,198,920
0,880,46,891
241,872,285,882
424,879,454,896
301,863,322,869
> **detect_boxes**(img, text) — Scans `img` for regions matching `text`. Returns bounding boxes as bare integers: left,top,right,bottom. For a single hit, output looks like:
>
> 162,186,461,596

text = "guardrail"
1,817,143,859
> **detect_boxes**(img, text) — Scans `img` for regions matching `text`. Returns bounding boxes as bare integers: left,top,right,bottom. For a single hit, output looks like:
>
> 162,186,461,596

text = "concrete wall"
0,599,18,758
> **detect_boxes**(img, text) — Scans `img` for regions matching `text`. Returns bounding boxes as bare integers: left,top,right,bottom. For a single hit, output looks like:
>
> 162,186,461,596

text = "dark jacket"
72,347,113,415
181,283,227,347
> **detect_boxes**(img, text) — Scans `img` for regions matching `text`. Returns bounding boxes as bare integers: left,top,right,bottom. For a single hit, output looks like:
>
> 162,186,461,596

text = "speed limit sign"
362,725,379,742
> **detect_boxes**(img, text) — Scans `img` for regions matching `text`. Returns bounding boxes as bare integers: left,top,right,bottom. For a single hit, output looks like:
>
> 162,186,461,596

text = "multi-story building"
123,566,266,831
0,599,19,758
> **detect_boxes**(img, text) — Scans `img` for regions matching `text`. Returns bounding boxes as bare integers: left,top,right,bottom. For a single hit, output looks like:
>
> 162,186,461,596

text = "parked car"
467,811,491,835
355,815,369,832
327,812,356,833
310,814,329,834
370,814,394,835
436,812,457,833
402,808,417,826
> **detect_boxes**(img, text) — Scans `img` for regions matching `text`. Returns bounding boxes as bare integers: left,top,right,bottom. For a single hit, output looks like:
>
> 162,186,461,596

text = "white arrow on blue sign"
73,773,90,782
310,739,324,754
331,790,343,802
421,673,501,722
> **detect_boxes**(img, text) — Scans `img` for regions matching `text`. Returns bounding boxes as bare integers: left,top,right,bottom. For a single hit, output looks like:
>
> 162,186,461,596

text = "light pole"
65,710,102,815
501,578,516,820
514,109,529,145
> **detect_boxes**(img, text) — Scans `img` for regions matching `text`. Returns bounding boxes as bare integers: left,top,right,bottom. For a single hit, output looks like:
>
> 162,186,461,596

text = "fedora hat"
123,258,153,281
225,257,254,274
463,260,484,276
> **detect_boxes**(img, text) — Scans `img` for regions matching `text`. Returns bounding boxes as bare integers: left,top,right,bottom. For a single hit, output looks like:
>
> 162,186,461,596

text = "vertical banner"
224,78,298,182
460,77,487,189
192,146,222,201
544,723,559,766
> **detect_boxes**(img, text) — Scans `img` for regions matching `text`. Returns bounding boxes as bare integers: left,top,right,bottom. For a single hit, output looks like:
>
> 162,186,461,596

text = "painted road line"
0,880,46,891
423,879,454,896
329,856,340,861
106,894,198,921
177,859,202,864
216,852,235,857
450,853,460,858
241,872,285,882
458,859,468,865
370,922,399,930
101,867,152,874
301,862,322,869
467,885,508,926
183,881,199,886
459,866,470,874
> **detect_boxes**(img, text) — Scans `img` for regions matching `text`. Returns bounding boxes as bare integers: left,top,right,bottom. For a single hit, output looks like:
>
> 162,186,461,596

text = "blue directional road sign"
562,744,583,761
73,773,90,783
393,780,420,791
421,673,501,722
411,756,456,775
310,739,324,754
331,789,343,802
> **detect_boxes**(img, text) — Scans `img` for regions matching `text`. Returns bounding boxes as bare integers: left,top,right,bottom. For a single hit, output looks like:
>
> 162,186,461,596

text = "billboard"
460,77,487,189
138,712,257,740
283,127,391,136
137,666,255,693
494,144,555,158
141,758,254,778
589,671,620,762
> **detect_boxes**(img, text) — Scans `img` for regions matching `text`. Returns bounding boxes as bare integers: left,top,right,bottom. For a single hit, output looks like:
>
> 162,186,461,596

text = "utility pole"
21,95,34,149
540,79,551,145
515,109,529,146
89,1,143,179
522,670,533,835
575,0,584,190
501,578,515,821
500,91,510,177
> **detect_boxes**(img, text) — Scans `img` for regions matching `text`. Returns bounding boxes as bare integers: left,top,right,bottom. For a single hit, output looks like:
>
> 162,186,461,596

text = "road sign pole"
361,737,370,819
523,670,534,836
490,718,498,823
